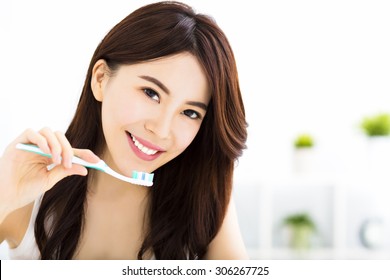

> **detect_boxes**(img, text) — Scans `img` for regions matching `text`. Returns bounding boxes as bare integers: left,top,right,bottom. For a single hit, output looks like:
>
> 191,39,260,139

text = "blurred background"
1,0,390,259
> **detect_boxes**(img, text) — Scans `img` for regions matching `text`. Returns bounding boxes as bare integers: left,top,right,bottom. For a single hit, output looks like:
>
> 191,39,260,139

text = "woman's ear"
91,59,110,102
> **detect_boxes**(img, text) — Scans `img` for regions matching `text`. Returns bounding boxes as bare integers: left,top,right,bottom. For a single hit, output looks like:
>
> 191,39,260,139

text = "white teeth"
131,135,158,156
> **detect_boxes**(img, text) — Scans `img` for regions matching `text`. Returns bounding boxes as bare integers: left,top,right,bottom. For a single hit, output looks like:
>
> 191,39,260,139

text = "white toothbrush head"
101,164,154,187
132,170,154,187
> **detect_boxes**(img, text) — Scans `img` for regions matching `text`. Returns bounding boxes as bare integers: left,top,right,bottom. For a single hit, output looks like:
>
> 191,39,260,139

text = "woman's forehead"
116,53,211,102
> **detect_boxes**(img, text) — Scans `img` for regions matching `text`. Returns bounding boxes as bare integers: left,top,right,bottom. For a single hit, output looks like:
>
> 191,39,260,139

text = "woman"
0,1,248,259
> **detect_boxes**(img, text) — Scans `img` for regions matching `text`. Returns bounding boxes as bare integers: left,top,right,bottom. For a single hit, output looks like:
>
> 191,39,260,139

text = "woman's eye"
183,109,201,120
143,88,160,102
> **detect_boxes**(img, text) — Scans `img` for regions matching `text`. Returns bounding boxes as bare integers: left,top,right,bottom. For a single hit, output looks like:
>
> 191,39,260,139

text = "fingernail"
54,154,61,165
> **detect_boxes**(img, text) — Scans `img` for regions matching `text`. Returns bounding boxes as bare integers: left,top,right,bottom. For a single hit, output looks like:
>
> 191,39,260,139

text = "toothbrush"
15,143,154,187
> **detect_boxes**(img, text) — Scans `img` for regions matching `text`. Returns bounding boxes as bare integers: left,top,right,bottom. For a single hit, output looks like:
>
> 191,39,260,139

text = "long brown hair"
35,1,247,259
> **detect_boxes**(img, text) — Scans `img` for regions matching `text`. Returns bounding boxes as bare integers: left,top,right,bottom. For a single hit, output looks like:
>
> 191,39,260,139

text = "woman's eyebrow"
139,75,170,94
186,101,208,111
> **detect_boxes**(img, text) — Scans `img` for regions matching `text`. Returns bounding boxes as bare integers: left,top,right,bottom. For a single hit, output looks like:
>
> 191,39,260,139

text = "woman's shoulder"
0,201,34,249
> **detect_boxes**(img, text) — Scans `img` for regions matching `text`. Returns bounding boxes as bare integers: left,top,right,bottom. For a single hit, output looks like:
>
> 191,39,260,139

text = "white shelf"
245,172,390,260
248,248,390,260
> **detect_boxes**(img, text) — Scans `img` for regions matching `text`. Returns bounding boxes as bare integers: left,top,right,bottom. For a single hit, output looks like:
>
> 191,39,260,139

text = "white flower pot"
293,148,315,174
365,136,390,176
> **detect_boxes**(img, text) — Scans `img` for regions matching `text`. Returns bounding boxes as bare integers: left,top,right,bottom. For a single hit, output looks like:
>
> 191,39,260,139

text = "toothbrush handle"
71,156,105,170
15,143,52,158
15,143,102,170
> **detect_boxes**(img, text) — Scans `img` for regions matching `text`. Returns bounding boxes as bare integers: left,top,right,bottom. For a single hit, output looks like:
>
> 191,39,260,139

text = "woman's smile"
126,132,165,161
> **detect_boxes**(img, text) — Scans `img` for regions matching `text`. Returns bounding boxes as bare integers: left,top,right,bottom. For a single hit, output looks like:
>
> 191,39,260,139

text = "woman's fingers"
73,148,101,163
12,127,101,177
44,149,100,189
55,131,74,169
14,128,51,155
46,163,88,189
39,127,62,165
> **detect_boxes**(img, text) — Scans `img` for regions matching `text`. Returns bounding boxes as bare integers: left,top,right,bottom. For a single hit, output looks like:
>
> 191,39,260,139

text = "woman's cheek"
175,122,201,151
114,97,149,123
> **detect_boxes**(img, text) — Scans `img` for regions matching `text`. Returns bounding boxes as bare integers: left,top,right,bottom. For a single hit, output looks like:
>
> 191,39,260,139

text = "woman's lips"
126,132,164,161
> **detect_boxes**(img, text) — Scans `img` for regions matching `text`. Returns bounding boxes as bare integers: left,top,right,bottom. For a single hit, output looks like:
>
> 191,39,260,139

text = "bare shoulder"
0,203,34,248
204,197,249,260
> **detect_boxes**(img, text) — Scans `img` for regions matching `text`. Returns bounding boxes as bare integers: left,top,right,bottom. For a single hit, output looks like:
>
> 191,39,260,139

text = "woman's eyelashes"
143,88,160,102
142,87,203,120
182,109,202,120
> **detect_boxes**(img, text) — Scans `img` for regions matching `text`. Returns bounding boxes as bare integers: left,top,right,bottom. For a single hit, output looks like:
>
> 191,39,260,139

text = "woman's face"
92,53,210,177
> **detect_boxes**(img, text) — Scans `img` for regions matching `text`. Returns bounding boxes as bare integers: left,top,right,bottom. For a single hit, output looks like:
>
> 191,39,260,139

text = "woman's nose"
145,111,174,139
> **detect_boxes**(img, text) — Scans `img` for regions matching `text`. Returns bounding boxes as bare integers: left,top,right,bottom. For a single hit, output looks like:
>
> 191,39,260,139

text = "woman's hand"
0,127,100,222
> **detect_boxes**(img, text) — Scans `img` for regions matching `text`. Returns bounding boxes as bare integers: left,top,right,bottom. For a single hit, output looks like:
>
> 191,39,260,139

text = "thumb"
46,164,88,189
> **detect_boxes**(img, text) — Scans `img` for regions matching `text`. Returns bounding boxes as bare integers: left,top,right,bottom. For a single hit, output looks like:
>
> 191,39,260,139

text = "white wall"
2,0,389,173
1,0,390,259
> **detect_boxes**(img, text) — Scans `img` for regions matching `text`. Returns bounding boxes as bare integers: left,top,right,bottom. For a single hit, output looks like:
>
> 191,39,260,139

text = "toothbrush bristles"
132,170,154,183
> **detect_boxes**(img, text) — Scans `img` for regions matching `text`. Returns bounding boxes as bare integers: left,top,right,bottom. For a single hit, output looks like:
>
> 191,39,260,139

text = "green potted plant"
361,113,390,137
283,213,316,250
294,134,314,149
293,133,315,174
